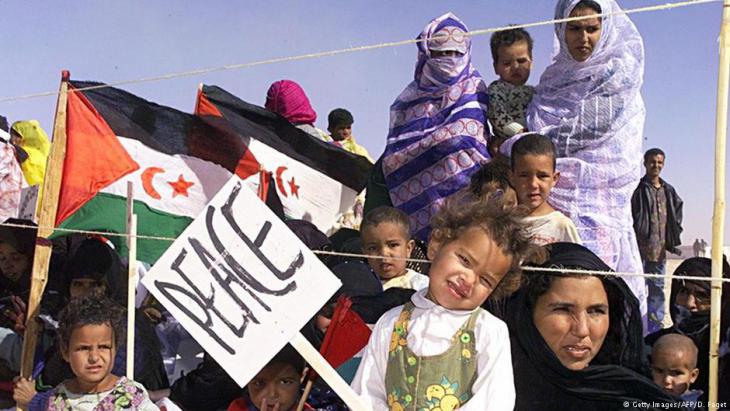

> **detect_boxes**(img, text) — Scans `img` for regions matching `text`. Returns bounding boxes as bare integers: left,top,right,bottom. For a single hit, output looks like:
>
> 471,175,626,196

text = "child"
352,193,532,410
227,345,312,411
327,108,373,162
47,294,158,410
360,207,429,291
487,28,535,155
651,334,703,404
510,133,581,246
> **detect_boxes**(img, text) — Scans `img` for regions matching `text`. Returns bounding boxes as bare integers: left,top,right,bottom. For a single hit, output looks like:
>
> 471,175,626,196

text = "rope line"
0,0,718,104
2,221,728,283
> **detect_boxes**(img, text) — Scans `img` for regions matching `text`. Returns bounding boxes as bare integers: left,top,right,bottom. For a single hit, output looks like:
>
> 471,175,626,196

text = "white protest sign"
141,178,341,386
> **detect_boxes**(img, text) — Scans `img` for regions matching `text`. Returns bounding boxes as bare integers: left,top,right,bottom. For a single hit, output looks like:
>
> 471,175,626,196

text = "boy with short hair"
360,206,429,291
510,133,581,245
487,28,535,155
651,334,703,405
327,108,373,162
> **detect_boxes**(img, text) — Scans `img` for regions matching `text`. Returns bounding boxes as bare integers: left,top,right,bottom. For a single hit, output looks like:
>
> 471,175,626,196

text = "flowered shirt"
47,377,159,411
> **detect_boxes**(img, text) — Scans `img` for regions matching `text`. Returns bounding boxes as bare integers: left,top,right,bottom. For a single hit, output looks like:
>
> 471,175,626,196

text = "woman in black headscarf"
645,257,730,403
506,243,680,410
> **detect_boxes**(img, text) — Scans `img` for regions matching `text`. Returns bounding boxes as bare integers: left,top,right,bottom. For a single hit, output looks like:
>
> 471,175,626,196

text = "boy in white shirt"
361,206,429,291
509,133,581,246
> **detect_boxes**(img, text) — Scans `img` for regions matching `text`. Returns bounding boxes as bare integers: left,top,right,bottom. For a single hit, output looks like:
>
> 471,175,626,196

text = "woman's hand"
12,376,36,408
5,296,26,334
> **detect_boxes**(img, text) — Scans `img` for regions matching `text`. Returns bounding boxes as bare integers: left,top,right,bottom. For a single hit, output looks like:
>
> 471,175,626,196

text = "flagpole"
126,182,137,379
709,0,730,407
16,70,70,411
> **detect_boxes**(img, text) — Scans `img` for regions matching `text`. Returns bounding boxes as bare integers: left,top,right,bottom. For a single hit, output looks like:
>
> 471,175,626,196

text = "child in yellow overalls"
352,193,532,410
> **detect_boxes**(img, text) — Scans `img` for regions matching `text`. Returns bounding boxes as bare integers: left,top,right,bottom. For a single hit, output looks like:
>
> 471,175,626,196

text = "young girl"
47,294,158,410
352,193,532,410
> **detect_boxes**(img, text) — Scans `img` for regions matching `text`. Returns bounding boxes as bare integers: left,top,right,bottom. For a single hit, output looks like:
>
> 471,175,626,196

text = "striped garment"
383,12,490,241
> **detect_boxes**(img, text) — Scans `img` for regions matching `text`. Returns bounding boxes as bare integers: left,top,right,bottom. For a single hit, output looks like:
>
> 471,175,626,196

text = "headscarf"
669,257,730,334
526,0,646,304
382,12,490,241
64,238,126,305
648,257,730,398
506,243,678,409
265,80,318,125
10,120,50,187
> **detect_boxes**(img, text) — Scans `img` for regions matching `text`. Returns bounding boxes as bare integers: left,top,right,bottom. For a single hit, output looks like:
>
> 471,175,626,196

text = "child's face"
328,123,352,142
510,154,558,216
494,40,532,86
62,323,117,392
0,242,29,282
248,362,302,411
362,222,415,281
651,348,699,396
426,226,512,310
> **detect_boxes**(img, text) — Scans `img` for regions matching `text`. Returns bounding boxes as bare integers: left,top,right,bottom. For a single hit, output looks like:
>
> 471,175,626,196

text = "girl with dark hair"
506,243,681,410
46,295,158,410
14,239,168,410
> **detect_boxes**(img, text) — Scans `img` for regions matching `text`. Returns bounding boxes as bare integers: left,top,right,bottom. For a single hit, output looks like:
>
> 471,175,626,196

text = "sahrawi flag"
55,80,370,263
195,84,372,231
55,80,267,263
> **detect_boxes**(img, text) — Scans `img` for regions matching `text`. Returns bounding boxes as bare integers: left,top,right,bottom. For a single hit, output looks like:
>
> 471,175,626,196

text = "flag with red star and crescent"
195,85,372,232
54,80,280,263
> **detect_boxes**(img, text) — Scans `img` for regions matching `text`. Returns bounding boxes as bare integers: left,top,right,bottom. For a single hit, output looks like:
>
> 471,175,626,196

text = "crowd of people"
0,0,729,409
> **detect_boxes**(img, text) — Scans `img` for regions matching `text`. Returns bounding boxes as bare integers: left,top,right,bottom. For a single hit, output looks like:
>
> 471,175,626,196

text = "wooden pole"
295,379,314,411
125,182,137,379
709,1,730,408
16,71,70,410
290,332,367,411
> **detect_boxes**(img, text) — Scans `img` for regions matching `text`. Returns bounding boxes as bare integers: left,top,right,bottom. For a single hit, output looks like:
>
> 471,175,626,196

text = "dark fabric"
631,177,683,255
506,243,682,410
330,260,383,301
286,220,331,251
645,257,730,403
350,288,416,324
363,156,393,217
169,353,241,411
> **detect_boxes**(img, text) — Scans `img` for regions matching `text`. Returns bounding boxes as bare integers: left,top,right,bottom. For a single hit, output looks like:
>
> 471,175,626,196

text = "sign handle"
290,332,367,411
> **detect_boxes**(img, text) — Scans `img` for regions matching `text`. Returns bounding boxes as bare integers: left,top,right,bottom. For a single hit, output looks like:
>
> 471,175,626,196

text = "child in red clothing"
227,345,313,411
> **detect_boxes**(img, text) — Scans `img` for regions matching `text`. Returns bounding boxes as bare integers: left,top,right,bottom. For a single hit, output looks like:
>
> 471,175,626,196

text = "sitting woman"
525,0,647,312
506,243,678,410
645,257,730,403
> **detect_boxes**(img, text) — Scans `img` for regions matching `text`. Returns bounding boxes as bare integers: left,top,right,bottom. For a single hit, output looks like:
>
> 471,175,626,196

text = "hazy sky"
0,0,726,247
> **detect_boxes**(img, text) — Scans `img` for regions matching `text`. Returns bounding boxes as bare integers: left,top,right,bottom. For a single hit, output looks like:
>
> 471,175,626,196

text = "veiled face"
532,276,610,370
565,6,602,62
